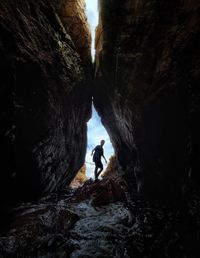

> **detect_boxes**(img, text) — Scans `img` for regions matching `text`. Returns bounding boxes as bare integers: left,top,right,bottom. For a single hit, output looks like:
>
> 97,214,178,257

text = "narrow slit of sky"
84,0,98,61
84,0,114,178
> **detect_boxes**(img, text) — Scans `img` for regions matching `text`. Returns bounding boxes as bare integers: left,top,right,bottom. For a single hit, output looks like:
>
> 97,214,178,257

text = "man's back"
91,140,107,180
93,145,103,161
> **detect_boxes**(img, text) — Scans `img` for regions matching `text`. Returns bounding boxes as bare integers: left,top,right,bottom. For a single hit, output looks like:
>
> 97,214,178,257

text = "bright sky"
86,105,114,179
84,0,98,61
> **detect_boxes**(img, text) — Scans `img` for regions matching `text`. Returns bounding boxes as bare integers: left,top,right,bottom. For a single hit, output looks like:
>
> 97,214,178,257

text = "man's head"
100,140,105,146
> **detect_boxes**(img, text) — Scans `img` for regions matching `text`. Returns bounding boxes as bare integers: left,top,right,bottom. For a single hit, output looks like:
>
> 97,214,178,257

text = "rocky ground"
0,178,200,258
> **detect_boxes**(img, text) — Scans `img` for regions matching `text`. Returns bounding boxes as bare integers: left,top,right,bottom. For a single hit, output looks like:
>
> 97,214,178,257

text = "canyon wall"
0,0,92,205
58,0,91,65
94,0,200,202
1,0,199,209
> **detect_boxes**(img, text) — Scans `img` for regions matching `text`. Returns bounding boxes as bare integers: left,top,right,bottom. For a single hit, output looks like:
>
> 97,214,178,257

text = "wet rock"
94,0,200,202
0,200,79,257
67,193,200,258
70,177,128,206
0,186,200,257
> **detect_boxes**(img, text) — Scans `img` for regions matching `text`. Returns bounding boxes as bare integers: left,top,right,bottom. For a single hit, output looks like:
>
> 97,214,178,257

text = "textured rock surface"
70,164,88,188
0,187,200,257
58,0,91,64
0,192,79,257
0,0,92,207
102,155,122,178
94,0,200,202
69,177,128,206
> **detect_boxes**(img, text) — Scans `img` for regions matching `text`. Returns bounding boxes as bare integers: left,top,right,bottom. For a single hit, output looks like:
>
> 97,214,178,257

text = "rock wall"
94,0,200,202
0,0,92,205
58,0,91,65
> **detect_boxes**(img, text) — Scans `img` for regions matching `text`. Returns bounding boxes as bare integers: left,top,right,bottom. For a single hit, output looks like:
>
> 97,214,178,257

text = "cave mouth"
84,0,99,62
85,104,114,179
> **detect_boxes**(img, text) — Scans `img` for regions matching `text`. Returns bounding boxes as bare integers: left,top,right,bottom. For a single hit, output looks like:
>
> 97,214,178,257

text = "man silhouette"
91,140,107,181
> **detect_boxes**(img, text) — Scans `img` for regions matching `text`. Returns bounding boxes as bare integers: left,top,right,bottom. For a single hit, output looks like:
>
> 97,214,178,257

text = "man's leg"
97,161,103,177
94,164,98,180
97,168,103,177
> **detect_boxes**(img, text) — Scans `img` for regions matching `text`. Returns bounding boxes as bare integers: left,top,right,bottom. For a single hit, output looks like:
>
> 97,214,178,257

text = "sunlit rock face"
94,0,200,202
58,0,92,65
0,0,92,205
70,164,88,188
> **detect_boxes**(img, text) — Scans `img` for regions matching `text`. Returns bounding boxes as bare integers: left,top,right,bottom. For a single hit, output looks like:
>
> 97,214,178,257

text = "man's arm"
103,155,107,163
91,146,96,156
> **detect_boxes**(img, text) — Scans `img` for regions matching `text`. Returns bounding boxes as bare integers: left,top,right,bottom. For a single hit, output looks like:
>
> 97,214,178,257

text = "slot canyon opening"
70,0,115,187
84,0,115,180
1,0,200,256
85,104,114,179
70,104,115,188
